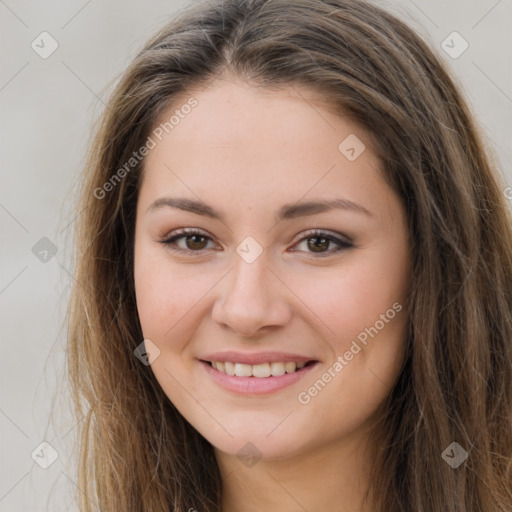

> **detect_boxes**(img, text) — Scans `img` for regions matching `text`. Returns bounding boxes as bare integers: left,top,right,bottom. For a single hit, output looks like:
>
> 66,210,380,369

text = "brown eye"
293,230,353,256
185,234,209,250
307,236,330,253
160,229,216,253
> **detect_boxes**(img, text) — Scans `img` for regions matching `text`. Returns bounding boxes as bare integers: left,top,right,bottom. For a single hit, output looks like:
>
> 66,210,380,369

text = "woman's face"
134,78,411,460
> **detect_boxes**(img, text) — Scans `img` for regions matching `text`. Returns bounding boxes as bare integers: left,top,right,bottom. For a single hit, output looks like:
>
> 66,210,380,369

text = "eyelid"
291,228,353,246
162,227,212,240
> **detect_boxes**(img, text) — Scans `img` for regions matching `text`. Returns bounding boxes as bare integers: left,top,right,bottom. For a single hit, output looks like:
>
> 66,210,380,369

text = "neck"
216,427,378,512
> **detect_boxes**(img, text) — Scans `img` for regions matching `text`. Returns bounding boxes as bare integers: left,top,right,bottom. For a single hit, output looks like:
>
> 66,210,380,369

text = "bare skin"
134,76,411,512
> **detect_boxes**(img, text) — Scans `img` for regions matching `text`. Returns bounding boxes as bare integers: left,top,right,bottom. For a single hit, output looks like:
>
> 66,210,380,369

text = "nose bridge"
230,249,269,300
211,245,291,336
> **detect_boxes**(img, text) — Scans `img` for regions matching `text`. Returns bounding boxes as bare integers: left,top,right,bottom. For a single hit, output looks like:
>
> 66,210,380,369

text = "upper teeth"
211,361,306,377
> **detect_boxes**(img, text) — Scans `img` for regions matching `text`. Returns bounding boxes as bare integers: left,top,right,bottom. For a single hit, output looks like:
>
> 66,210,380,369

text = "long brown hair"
67,0,512,510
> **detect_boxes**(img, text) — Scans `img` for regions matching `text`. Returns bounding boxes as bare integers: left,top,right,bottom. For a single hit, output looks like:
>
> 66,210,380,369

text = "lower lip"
200,360,318,395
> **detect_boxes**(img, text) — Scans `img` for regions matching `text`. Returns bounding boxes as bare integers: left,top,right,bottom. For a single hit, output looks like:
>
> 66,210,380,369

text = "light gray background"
1,1,511,510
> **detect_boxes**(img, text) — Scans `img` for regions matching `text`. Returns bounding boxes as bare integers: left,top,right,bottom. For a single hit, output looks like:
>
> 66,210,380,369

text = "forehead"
151,78,359,154
138,78,395,223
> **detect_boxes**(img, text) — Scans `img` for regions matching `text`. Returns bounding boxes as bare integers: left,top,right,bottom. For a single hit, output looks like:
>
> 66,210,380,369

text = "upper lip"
200,351,317,365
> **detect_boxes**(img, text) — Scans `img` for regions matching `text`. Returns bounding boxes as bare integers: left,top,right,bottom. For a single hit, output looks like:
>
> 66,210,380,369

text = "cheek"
294,264,408,435
134,244,218,349
293,258,408,345
292,246,409,400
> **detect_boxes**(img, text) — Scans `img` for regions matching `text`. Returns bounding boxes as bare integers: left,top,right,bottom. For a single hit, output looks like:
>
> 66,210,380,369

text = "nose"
211,252,293,338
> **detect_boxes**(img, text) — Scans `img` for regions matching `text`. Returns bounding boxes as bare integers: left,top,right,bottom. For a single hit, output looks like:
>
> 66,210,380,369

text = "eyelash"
159,228,353,257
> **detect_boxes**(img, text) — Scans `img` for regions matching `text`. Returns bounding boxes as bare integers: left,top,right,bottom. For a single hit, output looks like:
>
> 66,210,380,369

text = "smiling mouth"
203,360,317,378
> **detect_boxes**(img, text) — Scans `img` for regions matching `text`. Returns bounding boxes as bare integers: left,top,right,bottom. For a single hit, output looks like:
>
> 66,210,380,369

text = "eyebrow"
146,196,374,221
